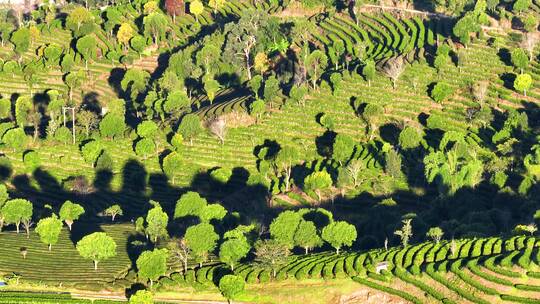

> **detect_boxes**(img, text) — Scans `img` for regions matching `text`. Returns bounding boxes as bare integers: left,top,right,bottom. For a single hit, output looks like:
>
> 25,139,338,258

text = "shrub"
54,126,72,144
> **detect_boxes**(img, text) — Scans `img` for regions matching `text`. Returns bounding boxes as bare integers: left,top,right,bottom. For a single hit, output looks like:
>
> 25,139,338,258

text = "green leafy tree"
76,232,117,270
178,113,202,145
289,84,308,107
275,146,299,192
362,59,376,86
219,275,244,303
399,127,422,149
426,227,444,244
303,171,333,201
3,127,27,150
431,82,453,103
81,140,103,166
385,148,403,178
121,69,150,100
137,121,158,138
143,13,168,44
513,0,532,13
511,48,529,73
321,221,357,254
162,152,182,183
219,236,250,271
305,50,328,89
1,199,33,235
185,223,219,266
269,210,302,248
203,76,221,105
104,204,123,221
59,200,85,231
10,27,30,57
514,73,533,96
35,214,63,251
249,99,265,122
248,75,263,98
135,138,156,159
146,203,169,243
137,248,169,287
99,113,126,139
174,191,207,219
190,0,204,22
453,14,480,46
200,204,227,223
76,35,97,69
332,134,355,166
362,103,384,140
129,290,153,304
294,220,322,254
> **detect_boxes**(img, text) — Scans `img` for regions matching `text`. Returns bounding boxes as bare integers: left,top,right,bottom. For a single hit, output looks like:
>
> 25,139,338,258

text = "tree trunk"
150,279,153,288
16,222,20,234
305,247,308,254
231,263,234,271
112,214,116,221
183,260,188,273
94,260,98,270
49,244,52,251
66,220,73,231
25,225,30,238
336,247,340,255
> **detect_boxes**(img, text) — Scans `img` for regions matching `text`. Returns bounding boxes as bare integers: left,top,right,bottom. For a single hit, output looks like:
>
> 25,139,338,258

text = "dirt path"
72,292,247,304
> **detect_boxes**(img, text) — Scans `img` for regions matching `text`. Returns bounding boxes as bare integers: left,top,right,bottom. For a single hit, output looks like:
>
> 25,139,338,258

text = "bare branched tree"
521,33,540,62
471,80,489,107
208,116,227,144
382,57,405,89
168,238,191,273
346,159,365,187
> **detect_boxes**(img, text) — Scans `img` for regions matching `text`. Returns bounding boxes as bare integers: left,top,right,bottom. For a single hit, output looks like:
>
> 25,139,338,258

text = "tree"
521,33,539,59
65,70,85,101
269,210,301,248
254,239,290,277
208,116,226,144
453,14,479,46
289,84,308,107
426,227,444,244
275,146,299,192
305,50,328,89
129,290,153,304
1,199,32,235
164,0,184,23
294,220,322,254
99,113,126,138
513,0,532,13
10,27,30,57
77,110,98,137
203,76,221,104
137,121,158,139
146,204,169,243
76,232,117,270
76,35,97,70
117,23,135,51
66,7,93,35
330,73,342,95
514,223,537,235
104,205,123,221
3,127,27,150
514,73,533,96
471,80,489,107
249,99,265,122
398,127,422,149
511,48,529,73
332,134,355,166
219,237,250,271
200,204,227,223
135,138,156,159
382,57,405,89
248,75,263,98
162,152,182,183
394,219,413,247
362,59,376,86
137,248,168,287
385,148,402,178
35,214,63,251
178,114,203,145
303,171,333,201
321,221,357,254
174,191,207,219
143,13,168,45
208,0,226,14
59,200,85,231
185,223,219,266
219,275,244,303
131,36,147,57
345,159,365,188
121,68,150,100
168,238,190,273
430,82,453,103
362,103,384,139
190,0,204,22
